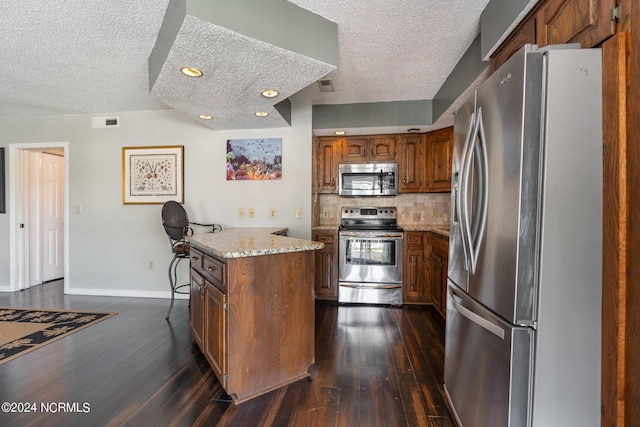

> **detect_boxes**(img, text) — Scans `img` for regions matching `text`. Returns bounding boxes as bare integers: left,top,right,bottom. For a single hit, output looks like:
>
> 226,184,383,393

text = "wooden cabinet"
342,135,396,163
189,265,205,351
535,0,616,49
204,281,226,386
397,134,424,193
316,138,340,193
425,127,453,192
427,232,449,318
189,246,315,404
402,231,449,313
403,231,429,303
492,0,617,69
312,229,339,300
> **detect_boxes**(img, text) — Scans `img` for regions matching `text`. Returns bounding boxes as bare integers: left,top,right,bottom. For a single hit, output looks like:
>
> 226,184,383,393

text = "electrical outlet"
75,204,82,215
322,208,330,219
248,208,255,219
295,208,302,219
148,261,154,271
238,208,245,218
269,208,277,219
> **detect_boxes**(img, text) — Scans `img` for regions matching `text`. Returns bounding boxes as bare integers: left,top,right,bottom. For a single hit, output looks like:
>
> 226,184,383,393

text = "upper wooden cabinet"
316,138,340,193
536,0,616,49
397,134,424,192
492,0,617,69
425,127,453,192
342,136,396,163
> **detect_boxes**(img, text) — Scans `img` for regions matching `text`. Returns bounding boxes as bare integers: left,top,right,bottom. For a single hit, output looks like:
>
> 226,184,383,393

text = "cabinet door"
190,270,205,351
313,231,339,300
426,127,453,192
342,137,368,163
536,0,616,49
316,139,339,193
429,233,449,317
428,249,443,313
205,282,227,387
369,136,396,162
403,232,429,303
398,134,424,193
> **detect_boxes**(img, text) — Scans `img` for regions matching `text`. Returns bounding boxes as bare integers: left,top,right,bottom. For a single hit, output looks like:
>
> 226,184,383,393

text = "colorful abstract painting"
226,138,282,180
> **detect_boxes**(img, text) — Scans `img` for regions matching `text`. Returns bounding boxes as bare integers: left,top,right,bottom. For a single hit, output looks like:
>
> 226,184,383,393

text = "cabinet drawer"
314,232,335,246
191,247,204,273
406,231,423,247
203,254,226,291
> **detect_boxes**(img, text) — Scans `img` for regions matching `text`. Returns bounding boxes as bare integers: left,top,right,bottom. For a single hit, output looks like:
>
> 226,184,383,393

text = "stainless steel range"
338,207,403,305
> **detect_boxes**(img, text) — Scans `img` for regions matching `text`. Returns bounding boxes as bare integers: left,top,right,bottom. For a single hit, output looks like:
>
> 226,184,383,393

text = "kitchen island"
188,228,323,404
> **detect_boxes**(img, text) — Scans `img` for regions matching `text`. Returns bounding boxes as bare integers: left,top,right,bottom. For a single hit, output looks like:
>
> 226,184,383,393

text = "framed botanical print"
122,145,184,204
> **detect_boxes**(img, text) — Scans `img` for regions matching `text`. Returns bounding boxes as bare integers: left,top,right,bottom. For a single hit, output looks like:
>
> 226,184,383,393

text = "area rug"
0,307,116,365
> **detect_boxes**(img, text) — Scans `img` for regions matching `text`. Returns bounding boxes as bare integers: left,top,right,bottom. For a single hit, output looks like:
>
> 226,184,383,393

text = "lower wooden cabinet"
402,231,449,317
190,247,315,404
204,281,226,386
403,231,429,303
427,232,449,318
313,230,339,300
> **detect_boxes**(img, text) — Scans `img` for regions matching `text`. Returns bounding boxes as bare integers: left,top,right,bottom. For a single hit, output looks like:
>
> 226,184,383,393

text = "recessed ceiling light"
255,111,269,117
180,67,203,77
334,130,346,136
198,114,212,120
261,89,279,98
407,128,421,133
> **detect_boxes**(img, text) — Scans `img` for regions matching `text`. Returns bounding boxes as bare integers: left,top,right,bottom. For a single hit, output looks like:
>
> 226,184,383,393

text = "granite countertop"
189,227,324,259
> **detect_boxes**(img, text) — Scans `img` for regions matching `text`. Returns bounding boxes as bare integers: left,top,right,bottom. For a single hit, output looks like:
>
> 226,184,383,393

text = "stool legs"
166,255,188,319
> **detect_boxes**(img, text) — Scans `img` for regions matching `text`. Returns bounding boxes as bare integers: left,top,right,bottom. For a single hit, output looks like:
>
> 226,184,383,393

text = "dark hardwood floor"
0,281,453,426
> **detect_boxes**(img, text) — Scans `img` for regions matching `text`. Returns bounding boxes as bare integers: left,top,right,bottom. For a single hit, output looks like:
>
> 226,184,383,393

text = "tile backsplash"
316,193,451,228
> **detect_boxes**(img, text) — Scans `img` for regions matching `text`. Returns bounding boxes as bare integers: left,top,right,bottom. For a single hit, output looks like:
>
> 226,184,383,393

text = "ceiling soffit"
149,0,337,130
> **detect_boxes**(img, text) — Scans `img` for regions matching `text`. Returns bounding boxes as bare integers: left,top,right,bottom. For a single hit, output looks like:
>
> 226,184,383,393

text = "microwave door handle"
379,169,384,194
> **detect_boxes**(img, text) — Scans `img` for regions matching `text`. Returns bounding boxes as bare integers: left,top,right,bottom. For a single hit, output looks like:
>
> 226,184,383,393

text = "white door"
41,152,64,281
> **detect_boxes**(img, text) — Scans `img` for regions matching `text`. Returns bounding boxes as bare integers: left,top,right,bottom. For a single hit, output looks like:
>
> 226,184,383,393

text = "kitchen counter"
402,225,450,237
188,226,319,404
189,227,324,259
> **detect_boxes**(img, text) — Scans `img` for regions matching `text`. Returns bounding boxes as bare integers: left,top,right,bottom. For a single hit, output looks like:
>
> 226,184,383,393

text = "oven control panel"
341,207,396,220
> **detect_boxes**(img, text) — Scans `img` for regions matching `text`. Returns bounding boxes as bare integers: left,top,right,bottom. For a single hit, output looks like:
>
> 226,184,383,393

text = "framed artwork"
226,138,282,180
122,145,184,204
0,148,5,213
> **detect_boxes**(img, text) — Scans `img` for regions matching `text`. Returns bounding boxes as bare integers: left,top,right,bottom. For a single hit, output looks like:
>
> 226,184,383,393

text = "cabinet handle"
207,266,217,272
403,177,406,184
192,255,200,261
331,178,335,187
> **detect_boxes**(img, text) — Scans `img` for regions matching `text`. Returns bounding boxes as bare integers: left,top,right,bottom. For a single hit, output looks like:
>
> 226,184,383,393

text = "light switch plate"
269,208,277,219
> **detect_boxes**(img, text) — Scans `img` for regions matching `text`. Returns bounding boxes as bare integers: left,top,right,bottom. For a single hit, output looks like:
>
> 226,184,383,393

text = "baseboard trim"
65,287,189,300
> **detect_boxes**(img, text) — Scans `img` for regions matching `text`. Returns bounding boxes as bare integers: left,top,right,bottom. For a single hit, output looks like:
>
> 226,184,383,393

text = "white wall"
0,102,314,298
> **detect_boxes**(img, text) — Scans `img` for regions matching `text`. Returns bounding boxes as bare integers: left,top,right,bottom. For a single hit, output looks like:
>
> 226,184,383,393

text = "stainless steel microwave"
338,163,398,196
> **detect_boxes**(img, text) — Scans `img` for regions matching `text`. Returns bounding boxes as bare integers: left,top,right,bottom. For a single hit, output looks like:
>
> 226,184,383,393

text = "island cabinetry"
425,127,453,192
316,138,340,193
397,134,424,193
427,232,449,318
312,230,339,300
189,236,316,404
342,135,396,163
403,231,429,303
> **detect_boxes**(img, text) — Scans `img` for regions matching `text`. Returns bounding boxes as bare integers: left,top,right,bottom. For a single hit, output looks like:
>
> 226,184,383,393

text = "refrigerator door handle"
450,288,505,339
457,110,476,271
460,107,489,274
469,107,489,271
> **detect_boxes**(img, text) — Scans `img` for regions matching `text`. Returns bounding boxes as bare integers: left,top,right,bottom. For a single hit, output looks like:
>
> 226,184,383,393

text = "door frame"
9,142,69,292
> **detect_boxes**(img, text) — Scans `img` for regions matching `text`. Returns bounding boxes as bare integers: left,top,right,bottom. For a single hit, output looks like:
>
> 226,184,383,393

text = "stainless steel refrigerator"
445,44,602,427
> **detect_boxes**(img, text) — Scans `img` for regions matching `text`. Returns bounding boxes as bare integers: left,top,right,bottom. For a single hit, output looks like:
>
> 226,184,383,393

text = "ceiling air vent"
317,78,334,92
92,117,119,128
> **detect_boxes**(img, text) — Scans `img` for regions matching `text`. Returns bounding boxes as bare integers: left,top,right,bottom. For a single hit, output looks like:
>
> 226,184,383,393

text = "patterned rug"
0,307,116,365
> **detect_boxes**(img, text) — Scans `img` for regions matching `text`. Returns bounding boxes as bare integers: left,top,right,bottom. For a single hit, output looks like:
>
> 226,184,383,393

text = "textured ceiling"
0,0,494,133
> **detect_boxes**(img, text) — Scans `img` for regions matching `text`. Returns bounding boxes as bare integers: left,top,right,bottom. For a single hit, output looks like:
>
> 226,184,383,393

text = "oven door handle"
339,232,404,239
340,283,402,289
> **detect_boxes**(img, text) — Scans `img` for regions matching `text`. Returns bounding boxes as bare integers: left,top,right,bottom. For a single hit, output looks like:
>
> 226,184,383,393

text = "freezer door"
444,282,533,427
448,91,475,292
